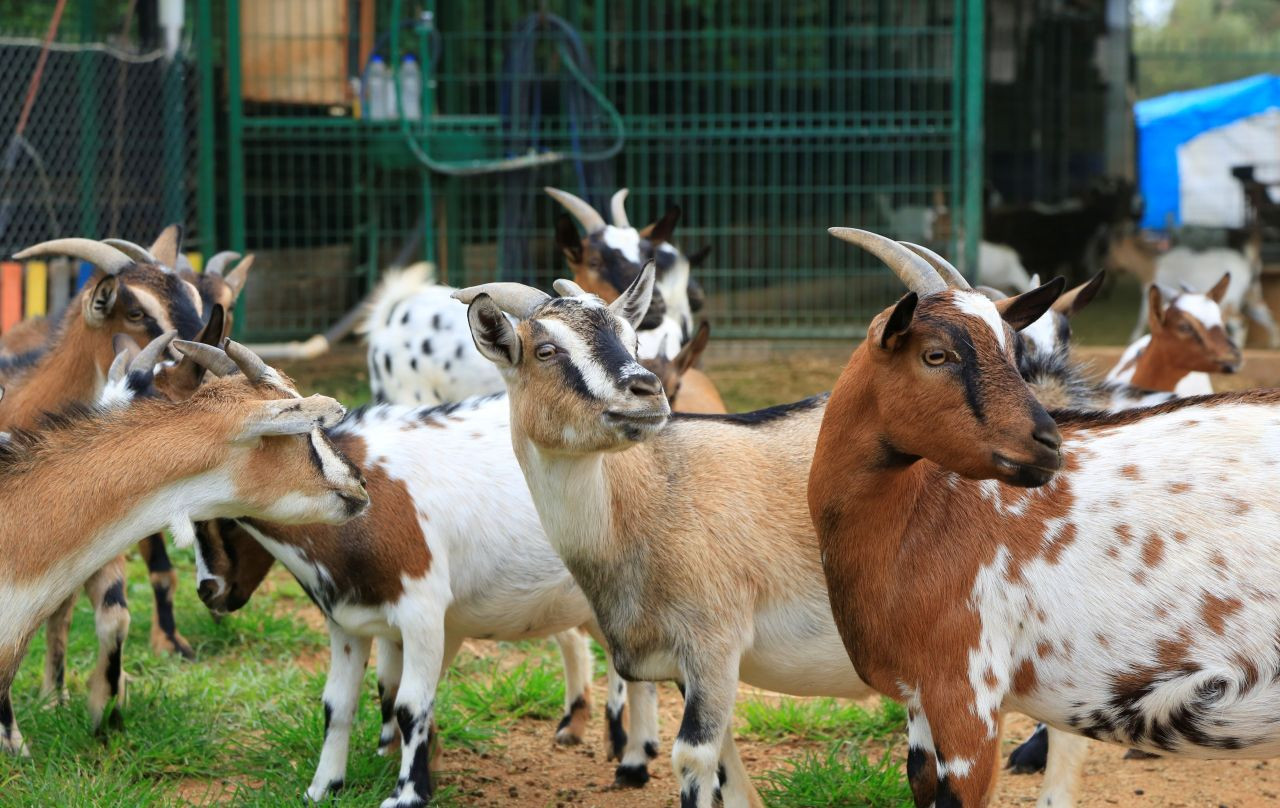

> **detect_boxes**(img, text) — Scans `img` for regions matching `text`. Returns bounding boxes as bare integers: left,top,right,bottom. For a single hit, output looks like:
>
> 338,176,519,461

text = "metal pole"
162,56,185,228
226,0,246,334
76,0,100,237
196,0,216,254
962,0,984,277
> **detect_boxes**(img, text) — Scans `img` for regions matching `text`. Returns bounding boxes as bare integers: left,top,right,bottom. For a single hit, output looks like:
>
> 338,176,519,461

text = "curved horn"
899,241,971,290
203,251,242,277
107,343,136,385
172,340,238,377
101,239,161,267
131,330,177,376
451,283,550,319
552,278,589,298
13,238,133,275
827,228,946,296
610,188,631,228
224,340,270,384
545,187,606,233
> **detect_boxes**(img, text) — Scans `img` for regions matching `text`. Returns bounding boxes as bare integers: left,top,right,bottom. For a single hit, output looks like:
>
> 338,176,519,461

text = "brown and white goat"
1106,275,1241,398
639,321,725,414
811,229,1280,807
0,339,366,756
181,394,663,807
0,236,207,730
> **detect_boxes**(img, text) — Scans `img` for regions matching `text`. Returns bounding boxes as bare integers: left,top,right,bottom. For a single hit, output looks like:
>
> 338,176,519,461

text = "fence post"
196,0,217,255
226,0,246,335
962,0,984,277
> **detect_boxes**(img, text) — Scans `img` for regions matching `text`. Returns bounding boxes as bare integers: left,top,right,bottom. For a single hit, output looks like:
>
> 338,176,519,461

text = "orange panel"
0,262,23,333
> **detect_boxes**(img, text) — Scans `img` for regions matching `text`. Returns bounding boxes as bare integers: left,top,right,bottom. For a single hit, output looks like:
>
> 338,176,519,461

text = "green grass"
739,696,906,746
757,744,913,808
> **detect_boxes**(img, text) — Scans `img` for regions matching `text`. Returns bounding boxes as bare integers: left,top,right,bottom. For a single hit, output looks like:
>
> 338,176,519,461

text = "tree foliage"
1135,0,1280,98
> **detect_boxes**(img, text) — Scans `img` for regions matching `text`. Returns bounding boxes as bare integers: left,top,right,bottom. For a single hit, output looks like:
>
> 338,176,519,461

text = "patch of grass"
756,744,912,808
739,696,906,745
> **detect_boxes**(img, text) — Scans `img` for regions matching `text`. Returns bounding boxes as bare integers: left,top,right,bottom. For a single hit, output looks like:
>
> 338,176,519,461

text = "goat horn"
107,347,133,385
552,278,589,298
13,238,133,275
224,340,270,384
101,239,162,267
610,188,631,228
451,283,551,319
203,251,242,277
172,340,238,377
899,241,971,290
130,330,177,376
827,228,946,296
545,187,606,233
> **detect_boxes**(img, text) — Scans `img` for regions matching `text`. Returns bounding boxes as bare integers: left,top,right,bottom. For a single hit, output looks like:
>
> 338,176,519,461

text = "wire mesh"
0,3,202,262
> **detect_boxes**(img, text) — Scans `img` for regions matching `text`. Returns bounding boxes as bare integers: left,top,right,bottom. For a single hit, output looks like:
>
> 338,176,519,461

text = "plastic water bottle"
399,55,422,122
365,56,390,121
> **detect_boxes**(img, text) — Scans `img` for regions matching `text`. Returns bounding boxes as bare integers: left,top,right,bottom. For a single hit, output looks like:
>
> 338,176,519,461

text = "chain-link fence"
0,3,201,264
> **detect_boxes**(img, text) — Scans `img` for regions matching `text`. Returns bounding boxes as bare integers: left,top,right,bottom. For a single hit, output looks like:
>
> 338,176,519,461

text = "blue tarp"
1136,73,1280,229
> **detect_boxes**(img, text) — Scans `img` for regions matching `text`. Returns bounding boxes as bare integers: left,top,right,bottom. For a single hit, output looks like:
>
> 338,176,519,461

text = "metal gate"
215,0,984,339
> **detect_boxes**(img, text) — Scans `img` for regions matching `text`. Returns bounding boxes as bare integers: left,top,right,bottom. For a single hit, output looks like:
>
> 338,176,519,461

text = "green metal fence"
0,1,203,258
218,0,984,341
1135,36,1280,100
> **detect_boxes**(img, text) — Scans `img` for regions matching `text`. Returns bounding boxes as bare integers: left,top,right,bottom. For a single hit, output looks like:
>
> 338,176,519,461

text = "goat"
1105,227,1280,347
115,223,253,659
639,322,723,413
1106,275,1241,398
811,229,1280,807
0,236,207,732
0,338,367,757
451,268,1077,808
180,395,663,807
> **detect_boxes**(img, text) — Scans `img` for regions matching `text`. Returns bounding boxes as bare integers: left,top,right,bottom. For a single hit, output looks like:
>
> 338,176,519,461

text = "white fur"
977,241,1032,294
954,291,1007,351
601,225,642,264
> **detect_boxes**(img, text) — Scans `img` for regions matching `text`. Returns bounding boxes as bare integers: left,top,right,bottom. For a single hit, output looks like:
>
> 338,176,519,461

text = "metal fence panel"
0,2,202,262
224,0,982,340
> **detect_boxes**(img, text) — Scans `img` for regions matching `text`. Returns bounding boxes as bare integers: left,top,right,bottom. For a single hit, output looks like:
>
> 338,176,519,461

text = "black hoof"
1006,724,1048,774
613,763,650,789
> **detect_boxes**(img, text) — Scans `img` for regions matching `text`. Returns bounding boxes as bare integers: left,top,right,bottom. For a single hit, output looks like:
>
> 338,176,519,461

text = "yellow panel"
24,260,47,317
185,251,203,273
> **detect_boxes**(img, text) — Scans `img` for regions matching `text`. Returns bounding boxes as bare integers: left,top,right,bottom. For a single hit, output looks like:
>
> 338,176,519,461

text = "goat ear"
239,395,346,440
643,205,682,245
1052,271,1105,317
873,292,918,350
82,274,119,327
149,224,183,268
222,255,255,300
555,215,584,264
1207,271,1231,304
1147,284,1167,333
466,295,521,367
688,277,706,313
686,244,712,267
169,305,226,396
996,276,1066,331
674,321,711,375
609,261,657,329
638,287,667,331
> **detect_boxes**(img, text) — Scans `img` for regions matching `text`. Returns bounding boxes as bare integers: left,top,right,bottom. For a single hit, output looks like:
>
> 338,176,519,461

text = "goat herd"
0,185,1277,808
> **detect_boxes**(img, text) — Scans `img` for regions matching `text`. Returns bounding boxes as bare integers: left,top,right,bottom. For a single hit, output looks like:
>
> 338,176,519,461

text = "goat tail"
358,262,438,337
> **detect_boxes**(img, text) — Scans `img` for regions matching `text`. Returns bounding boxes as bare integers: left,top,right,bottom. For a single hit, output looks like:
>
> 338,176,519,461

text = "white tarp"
1177,108,1280,228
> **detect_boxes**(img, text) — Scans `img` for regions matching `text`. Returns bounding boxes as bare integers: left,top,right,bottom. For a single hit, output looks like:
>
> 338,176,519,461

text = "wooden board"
241,0,375,107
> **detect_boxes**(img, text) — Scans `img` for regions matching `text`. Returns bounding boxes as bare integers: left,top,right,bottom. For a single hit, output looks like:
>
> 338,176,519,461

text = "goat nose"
1031,409,1062,452
628,373,663,398
197,580,218,605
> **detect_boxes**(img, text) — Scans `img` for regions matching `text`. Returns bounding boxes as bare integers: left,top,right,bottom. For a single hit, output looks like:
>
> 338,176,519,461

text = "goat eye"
535,343,557,361
126,309,144,321
922,349,948,366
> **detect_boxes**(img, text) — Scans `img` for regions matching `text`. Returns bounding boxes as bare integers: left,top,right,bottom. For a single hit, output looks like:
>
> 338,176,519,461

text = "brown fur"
637,322,724,414
1126,281,1240,391
0,317,51,359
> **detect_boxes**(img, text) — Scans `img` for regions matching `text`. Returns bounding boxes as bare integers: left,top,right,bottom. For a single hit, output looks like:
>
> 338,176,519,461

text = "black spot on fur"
383,353,391,374
443,360,451,372
101,580,127,609
143,535,172,572
455,343,464,359
323,701,333,739
907,745,930,783
409,357,418,371
0,692,13,728
421,339,432,355
152,583,177,636
431,313,441,329
717,763,727,788
606,704,627,758
676,688,717,746
644,740,659,759
680,780,700,808
106,641,123,697
401,310,410,326
936,775,963,807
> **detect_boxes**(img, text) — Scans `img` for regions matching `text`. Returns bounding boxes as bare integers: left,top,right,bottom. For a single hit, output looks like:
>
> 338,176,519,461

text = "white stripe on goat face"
1173,292,1225,330
310,428,359,489
953,290,1008,351
536,317,648,400
601,225,642,264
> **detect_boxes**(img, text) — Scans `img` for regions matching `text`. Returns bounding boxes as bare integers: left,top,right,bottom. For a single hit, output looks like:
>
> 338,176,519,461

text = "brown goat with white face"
0,235,207,729
0,340,367,756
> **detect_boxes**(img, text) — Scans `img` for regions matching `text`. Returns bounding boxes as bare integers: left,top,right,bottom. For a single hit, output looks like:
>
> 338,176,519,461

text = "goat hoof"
152,632,196,660
377,738,401,757
1,737,30,757
612,763,651,789
1124,748,1161,760
1005,725,1048,774
554,727,584,747
379,795,426,808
